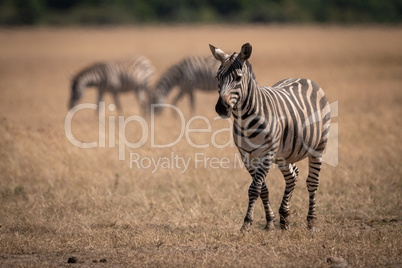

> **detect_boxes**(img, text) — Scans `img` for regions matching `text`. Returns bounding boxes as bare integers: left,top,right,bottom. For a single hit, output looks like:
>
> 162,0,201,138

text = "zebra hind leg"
306,155,322,231
261,181,275,230
135,88,147,115
278,163,299,230
97,90,105,111
113,92,122,112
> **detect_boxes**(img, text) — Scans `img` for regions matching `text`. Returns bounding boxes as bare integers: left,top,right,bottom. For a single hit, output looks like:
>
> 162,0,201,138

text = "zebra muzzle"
215,96,232,118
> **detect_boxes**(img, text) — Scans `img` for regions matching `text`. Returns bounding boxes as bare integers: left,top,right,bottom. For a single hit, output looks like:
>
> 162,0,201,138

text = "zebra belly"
275,150,308,164
275,124,323,164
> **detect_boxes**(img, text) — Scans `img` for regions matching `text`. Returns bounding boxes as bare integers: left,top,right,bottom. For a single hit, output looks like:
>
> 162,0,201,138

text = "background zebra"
209,43,331,231
69,56,155,114
150,56,219,113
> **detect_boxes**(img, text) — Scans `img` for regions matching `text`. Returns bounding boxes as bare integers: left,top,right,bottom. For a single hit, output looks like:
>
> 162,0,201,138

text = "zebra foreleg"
261,181,275,230
171,88,186,108
306,155,322,231
278,163,299,230
241,163,271,232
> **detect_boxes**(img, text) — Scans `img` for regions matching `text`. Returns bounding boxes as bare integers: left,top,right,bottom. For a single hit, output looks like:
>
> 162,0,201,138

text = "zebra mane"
72,62,105,87
217,53,256,82
74,62,101,77
155,56,218,97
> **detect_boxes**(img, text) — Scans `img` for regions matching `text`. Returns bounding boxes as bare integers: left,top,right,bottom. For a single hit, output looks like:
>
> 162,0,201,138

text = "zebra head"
69,78,83,109
209,43,252,118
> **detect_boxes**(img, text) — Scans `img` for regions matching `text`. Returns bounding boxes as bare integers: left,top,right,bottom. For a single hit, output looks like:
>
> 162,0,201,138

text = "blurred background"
0,0,401,25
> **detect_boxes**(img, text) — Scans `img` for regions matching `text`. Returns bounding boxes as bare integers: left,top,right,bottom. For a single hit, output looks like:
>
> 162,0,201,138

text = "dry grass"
0,25,401,267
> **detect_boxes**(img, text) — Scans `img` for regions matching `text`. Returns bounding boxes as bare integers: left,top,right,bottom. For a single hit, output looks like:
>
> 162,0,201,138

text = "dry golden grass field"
0,25,401,267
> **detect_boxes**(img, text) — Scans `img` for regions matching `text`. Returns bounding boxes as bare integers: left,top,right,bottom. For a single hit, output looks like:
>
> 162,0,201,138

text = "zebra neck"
155,65,182,97
79,66,104,89
233,77,258,118
232,80,274,128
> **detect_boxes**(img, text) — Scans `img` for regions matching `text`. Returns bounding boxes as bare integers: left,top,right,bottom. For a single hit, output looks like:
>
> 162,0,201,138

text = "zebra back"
152,56,219,105
260,78,331,163
69,56,155,108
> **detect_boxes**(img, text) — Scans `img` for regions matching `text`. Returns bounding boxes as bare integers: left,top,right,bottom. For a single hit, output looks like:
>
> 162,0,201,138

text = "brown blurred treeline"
0,0,401,25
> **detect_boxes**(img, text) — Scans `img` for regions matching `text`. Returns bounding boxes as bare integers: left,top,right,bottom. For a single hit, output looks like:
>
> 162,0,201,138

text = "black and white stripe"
150,56,219,112
210,43,331,231
69,56,155,114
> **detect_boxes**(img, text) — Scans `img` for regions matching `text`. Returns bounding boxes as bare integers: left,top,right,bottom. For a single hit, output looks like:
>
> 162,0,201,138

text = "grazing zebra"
69,56,155,114
209,43,331,231
150,56,219,113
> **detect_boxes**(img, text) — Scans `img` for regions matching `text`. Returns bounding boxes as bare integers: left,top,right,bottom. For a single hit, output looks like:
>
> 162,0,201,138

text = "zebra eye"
235,75,242,82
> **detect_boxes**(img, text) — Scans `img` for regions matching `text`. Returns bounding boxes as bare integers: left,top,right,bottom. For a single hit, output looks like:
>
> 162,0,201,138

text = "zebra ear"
209,44,227,62
239,43,252,61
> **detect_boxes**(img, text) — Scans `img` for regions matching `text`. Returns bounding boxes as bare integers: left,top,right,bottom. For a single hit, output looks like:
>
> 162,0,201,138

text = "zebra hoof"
265,221,275,231
240,221,252,233
307,217,319,231
327,256,348,267
280,223,290,230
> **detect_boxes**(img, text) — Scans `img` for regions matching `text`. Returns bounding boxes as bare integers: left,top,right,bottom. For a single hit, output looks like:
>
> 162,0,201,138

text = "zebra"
69,56,155,114
149,56,219,113
209,43,331,231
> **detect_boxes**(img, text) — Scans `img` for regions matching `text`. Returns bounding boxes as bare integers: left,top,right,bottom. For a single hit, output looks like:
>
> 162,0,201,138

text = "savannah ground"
0,25,401,267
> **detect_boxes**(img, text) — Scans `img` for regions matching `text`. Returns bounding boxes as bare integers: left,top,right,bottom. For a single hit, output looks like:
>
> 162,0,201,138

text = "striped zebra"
150,56,219,113
209,43,331,231
69,56,155,114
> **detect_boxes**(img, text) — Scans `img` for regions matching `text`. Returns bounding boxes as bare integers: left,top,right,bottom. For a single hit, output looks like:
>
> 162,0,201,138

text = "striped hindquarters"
267,78,331,163
107,56,155,91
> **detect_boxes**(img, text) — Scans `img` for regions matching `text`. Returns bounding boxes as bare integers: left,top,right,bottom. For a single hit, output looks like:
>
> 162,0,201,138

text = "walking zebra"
209,43,331,231
150,56,219,113
69,56,155,114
